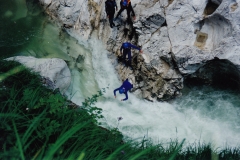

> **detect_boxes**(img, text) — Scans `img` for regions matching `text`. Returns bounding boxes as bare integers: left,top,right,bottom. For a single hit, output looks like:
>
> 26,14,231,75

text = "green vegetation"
0,60,240,160
1,1,240,159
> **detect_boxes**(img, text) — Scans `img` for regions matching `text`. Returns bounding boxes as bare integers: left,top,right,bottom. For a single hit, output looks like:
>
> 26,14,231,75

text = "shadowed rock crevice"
168,0,174,6
204,0,222,15
185,58,240,90
161,20,167,27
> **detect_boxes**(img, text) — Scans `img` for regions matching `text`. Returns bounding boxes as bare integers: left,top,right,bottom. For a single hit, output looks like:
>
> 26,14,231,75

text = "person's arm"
119,1,122,7
105,2,109,16
114,87,121,97
114,0,118,10
129,43,140,51
122,92,128,101
120,44,123,54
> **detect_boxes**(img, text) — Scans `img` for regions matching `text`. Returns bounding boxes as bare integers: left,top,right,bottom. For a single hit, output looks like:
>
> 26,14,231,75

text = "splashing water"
2,0,239,149
65,30,240,149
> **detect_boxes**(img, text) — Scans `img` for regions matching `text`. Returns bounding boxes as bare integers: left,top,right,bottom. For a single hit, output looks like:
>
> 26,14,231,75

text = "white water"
62,30,240,149
4,0,239,150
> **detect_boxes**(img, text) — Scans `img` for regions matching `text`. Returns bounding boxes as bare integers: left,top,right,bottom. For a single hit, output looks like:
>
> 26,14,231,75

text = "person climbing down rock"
120,42,142,70
105,0,118,28
114,0,136,23
114,78,133,101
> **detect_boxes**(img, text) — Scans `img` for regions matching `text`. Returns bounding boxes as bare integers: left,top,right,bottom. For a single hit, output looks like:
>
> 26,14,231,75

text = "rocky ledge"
39,0,240,101
6,56,71,93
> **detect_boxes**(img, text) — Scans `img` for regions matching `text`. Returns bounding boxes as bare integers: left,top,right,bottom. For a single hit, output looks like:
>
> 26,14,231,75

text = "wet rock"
38,0,240,100
6,56,71,93
186,59,240,89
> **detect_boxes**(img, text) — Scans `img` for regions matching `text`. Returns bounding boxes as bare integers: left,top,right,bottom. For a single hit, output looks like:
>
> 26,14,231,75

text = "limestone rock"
6,56,71,93
166,0,240,74
38,0,240,100
40,0,52,6
133,1,166,45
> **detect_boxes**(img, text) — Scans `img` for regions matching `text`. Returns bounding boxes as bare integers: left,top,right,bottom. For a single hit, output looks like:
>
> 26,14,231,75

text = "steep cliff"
39,0,240,100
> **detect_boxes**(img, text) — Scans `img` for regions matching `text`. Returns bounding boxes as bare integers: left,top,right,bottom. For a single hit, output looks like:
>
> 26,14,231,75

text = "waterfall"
65,30,240,149
2,0,239,149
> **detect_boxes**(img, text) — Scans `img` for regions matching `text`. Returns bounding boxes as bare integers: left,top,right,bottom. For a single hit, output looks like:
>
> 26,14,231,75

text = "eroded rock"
38,0,240,100
186,58,240,89
6,56,71,93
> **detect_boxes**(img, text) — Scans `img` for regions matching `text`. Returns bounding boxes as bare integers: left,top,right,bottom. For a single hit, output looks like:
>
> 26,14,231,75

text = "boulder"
6,56,71,93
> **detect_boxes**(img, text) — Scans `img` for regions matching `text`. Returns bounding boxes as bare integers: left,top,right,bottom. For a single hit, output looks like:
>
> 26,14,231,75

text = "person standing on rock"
115,0,136,23
114,78,133,101
105,0,118,28
120,42,142,70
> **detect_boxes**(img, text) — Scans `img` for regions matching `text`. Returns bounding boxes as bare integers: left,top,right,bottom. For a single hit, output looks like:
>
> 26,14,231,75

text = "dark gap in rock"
77,68,83,72
128,27,135,40
198,19,205,30
123,28,129,37
168,0,174,5
159,94,172,101
76,55,85,63
170,52,181,70
66,61,71,67
136,75,143,82
204,0,222,15
160,55,175,69
161,20,167,27
132,55,138,68
151,93,157,98
185,58,240,90
117,55,124,64
134,28,139,44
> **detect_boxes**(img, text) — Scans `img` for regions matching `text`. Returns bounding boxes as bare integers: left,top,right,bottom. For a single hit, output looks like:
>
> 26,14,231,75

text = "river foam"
65,30,240,149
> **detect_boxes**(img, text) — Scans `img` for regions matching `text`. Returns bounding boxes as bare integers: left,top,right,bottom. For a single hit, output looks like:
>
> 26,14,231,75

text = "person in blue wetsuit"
120,42,142,69
105,0,118,28
115,0,136,23
114,79,133,101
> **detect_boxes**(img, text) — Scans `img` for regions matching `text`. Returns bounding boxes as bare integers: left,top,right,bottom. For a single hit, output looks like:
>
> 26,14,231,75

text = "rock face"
6,56,71,93
166,0,240,75
185,58,240,90
38,0,240,100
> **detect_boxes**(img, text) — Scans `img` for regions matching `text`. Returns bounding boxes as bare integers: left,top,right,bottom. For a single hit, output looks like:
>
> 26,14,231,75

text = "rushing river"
1,0,240,149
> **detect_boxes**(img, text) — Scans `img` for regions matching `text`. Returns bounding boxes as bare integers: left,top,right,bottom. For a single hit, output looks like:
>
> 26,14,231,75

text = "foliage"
0,60,240,160
81,90,104,124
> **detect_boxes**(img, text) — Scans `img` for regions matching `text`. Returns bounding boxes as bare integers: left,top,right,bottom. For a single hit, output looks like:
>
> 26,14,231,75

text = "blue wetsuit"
105,0,118,28
114,79,133,101
120,42,141,68
115,0,135,23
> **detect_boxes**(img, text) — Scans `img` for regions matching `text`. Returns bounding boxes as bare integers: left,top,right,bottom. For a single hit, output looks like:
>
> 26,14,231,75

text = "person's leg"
122,50,127,66
128,3,135,17
127,51,132,69
109,12,115,27
109,17,113,28
115,7,125,19
126,3,135,23
126,8,131,23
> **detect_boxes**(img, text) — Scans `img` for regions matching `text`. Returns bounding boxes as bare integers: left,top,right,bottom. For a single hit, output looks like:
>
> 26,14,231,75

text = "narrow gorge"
1,0,240,150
